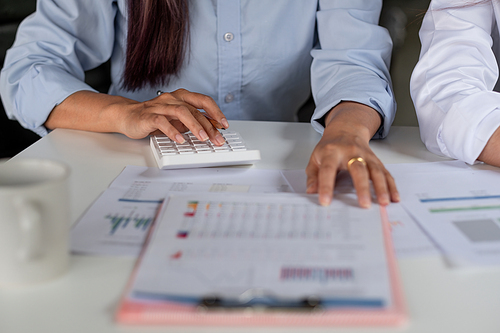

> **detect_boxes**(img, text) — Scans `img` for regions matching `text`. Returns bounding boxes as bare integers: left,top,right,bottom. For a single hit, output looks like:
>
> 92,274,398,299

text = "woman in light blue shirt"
0,0,399,207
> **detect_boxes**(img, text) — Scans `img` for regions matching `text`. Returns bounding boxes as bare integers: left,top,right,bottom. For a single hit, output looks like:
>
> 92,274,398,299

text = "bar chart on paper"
384,160,500,266
173,199,360,241
422,194,500,215
417,194,500,245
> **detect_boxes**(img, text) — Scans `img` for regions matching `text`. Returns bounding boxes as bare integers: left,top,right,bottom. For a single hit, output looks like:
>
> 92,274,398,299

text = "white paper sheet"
386,161,500,267
131,192,393,309
70,166,293,256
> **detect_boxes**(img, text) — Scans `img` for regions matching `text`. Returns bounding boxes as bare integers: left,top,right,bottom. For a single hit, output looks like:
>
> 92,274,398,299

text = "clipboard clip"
198,289,323,312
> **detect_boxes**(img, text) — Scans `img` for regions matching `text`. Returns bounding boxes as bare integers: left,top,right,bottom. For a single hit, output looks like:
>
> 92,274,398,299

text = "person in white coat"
411,0,500,166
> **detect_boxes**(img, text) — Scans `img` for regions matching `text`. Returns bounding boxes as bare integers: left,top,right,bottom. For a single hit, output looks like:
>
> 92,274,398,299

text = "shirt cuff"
14,65,98,136
310,76,395,139
439,92,500,164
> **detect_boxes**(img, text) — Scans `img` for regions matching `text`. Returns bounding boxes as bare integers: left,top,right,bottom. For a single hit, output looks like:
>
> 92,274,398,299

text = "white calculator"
150,131,261,169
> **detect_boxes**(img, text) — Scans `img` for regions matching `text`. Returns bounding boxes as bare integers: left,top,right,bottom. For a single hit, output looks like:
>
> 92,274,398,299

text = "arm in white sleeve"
0,0,117,136
310,0,396,139
410,0,500,164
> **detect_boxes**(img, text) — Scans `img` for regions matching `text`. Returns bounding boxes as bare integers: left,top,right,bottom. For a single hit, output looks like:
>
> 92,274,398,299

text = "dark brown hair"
122,0,190,91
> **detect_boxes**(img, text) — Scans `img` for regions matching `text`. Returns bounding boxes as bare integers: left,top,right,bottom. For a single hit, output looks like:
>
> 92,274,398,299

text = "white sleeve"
410,0,500,164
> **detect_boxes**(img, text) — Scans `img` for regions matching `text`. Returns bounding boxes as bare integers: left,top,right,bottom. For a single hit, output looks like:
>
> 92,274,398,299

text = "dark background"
0,0,430,159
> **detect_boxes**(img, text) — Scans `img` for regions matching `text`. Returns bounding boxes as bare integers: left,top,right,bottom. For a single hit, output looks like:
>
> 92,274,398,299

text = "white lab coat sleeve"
0,0,117,136
410,0,500,164
310,0,395,139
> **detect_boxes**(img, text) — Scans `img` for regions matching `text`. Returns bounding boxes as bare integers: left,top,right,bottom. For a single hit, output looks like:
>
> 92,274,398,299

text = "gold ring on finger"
347,157,367,170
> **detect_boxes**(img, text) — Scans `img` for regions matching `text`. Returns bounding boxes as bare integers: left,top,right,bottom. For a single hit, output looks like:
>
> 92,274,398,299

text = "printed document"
130,192,394,308
387,161,500,267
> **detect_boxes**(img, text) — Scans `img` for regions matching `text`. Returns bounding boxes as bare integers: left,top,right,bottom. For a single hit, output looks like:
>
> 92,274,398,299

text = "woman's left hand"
305,102,399,208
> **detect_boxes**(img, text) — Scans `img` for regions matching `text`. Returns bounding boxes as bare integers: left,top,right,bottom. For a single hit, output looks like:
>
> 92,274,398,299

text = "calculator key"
213,146,231,150
156,138,172,143
229,142,245,147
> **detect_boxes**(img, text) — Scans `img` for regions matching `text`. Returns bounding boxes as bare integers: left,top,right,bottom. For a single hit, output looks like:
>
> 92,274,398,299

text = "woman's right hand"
121,89,229,144
45,89,229,144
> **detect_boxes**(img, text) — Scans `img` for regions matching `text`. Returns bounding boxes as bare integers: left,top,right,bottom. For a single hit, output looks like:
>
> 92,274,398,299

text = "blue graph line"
420,195,500,203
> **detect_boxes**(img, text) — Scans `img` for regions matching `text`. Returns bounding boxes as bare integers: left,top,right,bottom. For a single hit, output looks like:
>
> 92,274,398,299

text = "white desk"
1,121,499,333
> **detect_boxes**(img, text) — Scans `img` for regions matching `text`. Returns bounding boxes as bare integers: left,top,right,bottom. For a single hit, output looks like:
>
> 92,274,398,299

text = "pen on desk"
157,90,225,130
203,114,225,130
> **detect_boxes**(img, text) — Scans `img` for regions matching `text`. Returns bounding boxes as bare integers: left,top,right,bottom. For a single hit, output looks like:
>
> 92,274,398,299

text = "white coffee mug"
0,158,71,287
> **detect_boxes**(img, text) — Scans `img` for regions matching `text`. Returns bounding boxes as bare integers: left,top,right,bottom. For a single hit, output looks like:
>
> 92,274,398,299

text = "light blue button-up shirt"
0,0,395,138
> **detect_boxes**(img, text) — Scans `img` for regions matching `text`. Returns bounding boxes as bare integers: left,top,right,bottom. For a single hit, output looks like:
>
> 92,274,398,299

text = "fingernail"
360,196,371,209
319,194,331,206
175,134,185,143
221,118,229,128
215,133,225,145
199,130,209,141
379,194,390,206
393,192,401,202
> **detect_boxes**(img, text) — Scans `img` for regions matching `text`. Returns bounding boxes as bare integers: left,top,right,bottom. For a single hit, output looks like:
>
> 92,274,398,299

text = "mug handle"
15,198,43,261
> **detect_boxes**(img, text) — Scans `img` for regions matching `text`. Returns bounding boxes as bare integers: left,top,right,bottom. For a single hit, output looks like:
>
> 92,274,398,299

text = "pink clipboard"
115,205,408,326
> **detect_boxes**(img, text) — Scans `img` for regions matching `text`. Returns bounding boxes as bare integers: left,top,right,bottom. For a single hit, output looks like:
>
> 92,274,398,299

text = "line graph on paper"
70,191,162,256
101,201,159,240
88,201,161,255
106,211,153,236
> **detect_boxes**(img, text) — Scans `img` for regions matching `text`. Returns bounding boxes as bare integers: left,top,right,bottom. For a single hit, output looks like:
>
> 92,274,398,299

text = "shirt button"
224,32,234,42
224,93,234,103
